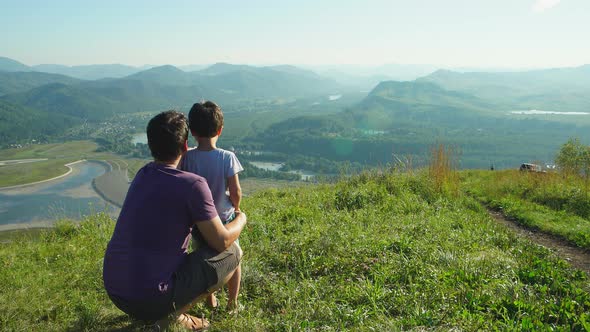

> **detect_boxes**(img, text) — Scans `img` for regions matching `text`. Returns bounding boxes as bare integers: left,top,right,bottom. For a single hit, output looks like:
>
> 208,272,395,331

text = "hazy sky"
1,0,588,68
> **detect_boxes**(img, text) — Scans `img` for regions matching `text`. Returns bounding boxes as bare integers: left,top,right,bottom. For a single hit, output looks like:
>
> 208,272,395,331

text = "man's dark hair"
188,101,224,138
146,110,188,162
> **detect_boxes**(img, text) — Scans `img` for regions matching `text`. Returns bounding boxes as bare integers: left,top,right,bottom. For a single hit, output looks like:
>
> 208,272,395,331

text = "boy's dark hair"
146,110,188,162
188,101,224,137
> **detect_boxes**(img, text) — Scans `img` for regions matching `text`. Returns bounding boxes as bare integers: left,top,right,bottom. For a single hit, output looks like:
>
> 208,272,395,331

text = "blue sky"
1,0,588,68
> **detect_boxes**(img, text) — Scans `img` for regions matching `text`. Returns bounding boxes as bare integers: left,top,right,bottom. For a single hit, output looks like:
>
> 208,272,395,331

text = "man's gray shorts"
108,242,242,321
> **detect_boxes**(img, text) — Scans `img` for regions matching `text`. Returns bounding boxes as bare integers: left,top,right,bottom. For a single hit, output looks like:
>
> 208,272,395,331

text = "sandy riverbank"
0,160,121,233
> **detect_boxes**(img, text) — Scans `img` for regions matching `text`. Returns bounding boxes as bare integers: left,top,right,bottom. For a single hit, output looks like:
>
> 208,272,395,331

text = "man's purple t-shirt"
103,162,218,300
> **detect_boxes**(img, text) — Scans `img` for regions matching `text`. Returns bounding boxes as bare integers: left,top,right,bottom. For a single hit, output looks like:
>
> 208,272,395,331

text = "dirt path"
488,210,590,275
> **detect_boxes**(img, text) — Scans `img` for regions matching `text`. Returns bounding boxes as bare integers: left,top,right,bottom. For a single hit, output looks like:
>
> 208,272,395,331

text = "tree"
555,138,585,177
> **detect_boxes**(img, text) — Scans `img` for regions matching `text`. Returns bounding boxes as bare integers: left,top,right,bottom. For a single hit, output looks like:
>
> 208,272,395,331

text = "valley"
2,1,590,329
2,59,590,231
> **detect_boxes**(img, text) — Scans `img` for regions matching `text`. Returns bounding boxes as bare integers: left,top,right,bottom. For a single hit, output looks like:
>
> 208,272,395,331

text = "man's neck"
196,137,218,151
154,155,182,168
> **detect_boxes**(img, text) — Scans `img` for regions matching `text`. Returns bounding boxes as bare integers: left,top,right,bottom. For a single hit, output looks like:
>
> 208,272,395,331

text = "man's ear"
183,140,189,152
217,127,223,136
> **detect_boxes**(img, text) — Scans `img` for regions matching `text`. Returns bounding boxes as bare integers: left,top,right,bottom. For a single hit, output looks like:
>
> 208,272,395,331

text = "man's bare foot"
206,293,218,308
227,301,244,315
177,313,209,331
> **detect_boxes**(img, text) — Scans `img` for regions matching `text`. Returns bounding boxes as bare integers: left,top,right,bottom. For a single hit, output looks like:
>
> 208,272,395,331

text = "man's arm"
227,174,242,211
195,211,247,252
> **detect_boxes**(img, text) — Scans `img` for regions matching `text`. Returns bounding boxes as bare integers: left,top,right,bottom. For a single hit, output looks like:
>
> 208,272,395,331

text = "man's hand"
195,211,246,252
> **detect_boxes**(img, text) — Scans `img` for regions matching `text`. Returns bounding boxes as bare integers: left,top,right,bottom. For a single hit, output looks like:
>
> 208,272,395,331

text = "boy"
180,101,244,312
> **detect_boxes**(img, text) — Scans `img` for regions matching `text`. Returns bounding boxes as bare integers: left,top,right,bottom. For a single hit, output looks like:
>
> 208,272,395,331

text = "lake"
132,133,147,144
0,161,118,231
248,161,315,180
510,110,590,115
249,161,284,171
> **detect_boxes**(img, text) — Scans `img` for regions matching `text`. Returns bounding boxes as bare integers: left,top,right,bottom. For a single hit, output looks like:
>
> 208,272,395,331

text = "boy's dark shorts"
108,242,241,321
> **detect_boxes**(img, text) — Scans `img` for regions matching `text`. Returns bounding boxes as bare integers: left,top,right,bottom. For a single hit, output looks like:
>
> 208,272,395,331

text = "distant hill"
198,63,342,98
0,57,343,105
266,65,323,79
0,99,76,142
0,56,148,79
0,56,30,72
31,63,145,80
1,79,200,122
338,80,499,132
78,78,201,111
198,62,255,76
366,81,493,111
125,63,342,100
420,65,590,91
2,83,118,120
124,65,193,86
178,64,209,72
417,65,590,112
309,63,440,84
0,71,81,96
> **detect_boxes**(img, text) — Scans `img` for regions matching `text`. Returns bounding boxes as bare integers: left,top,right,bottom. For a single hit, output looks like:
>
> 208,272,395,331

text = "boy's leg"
227,263,241,309
206,292,218,308
223,214,241,309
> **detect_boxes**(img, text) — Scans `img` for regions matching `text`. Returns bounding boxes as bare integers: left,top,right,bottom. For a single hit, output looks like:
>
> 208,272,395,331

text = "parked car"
519,163,543,172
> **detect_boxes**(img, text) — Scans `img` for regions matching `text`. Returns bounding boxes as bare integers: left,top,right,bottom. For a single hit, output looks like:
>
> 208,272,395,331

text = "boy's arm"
227,174,242,211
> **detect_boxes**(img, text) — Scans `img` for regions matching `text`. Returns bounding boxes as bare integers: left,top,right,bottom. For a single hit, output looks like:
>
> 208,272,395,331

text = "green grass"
0,228,47,244
0,141,99,160
463,169,590,248
240,178,308,196
1,170,589,331
0,159,74,187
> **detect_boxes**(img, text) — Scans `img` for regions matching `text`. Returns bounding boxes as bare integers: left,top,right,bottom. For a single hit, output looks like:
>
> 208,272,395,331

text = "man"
103,110,246,330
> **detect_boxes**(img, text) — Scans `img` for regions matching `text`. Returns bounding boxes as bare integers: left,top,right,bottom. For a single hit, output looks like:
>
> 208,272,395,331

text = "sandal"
177,313,210,331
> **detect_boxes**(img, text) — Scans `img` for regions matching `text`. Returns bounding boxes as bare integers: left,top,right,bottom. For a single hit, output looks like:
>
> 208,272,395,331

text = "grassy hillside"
464,169,590,248
1,170,589,331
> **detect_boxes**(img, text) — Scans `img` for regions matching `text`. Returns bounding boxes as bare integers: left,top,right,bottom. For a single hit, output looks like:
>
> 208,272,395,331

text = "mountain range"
1,55,589,157
0,56,150,80
0,57,346,143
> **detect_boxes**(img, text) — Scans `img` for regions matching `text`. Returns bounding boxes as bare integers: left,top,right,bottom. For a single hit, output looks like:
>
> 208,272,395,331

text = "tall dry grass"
428,144,460,197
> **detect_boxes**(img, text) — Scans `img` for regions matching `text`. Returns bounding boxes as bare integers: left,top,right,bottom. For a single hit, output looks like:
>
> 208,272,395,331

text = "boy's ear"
217,127,223,136
183,140,188,152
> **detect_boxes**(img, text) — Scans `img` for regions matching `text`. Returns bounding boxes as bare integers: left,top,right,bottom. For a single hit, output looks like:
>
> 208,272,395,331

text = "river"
0,161,119,231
